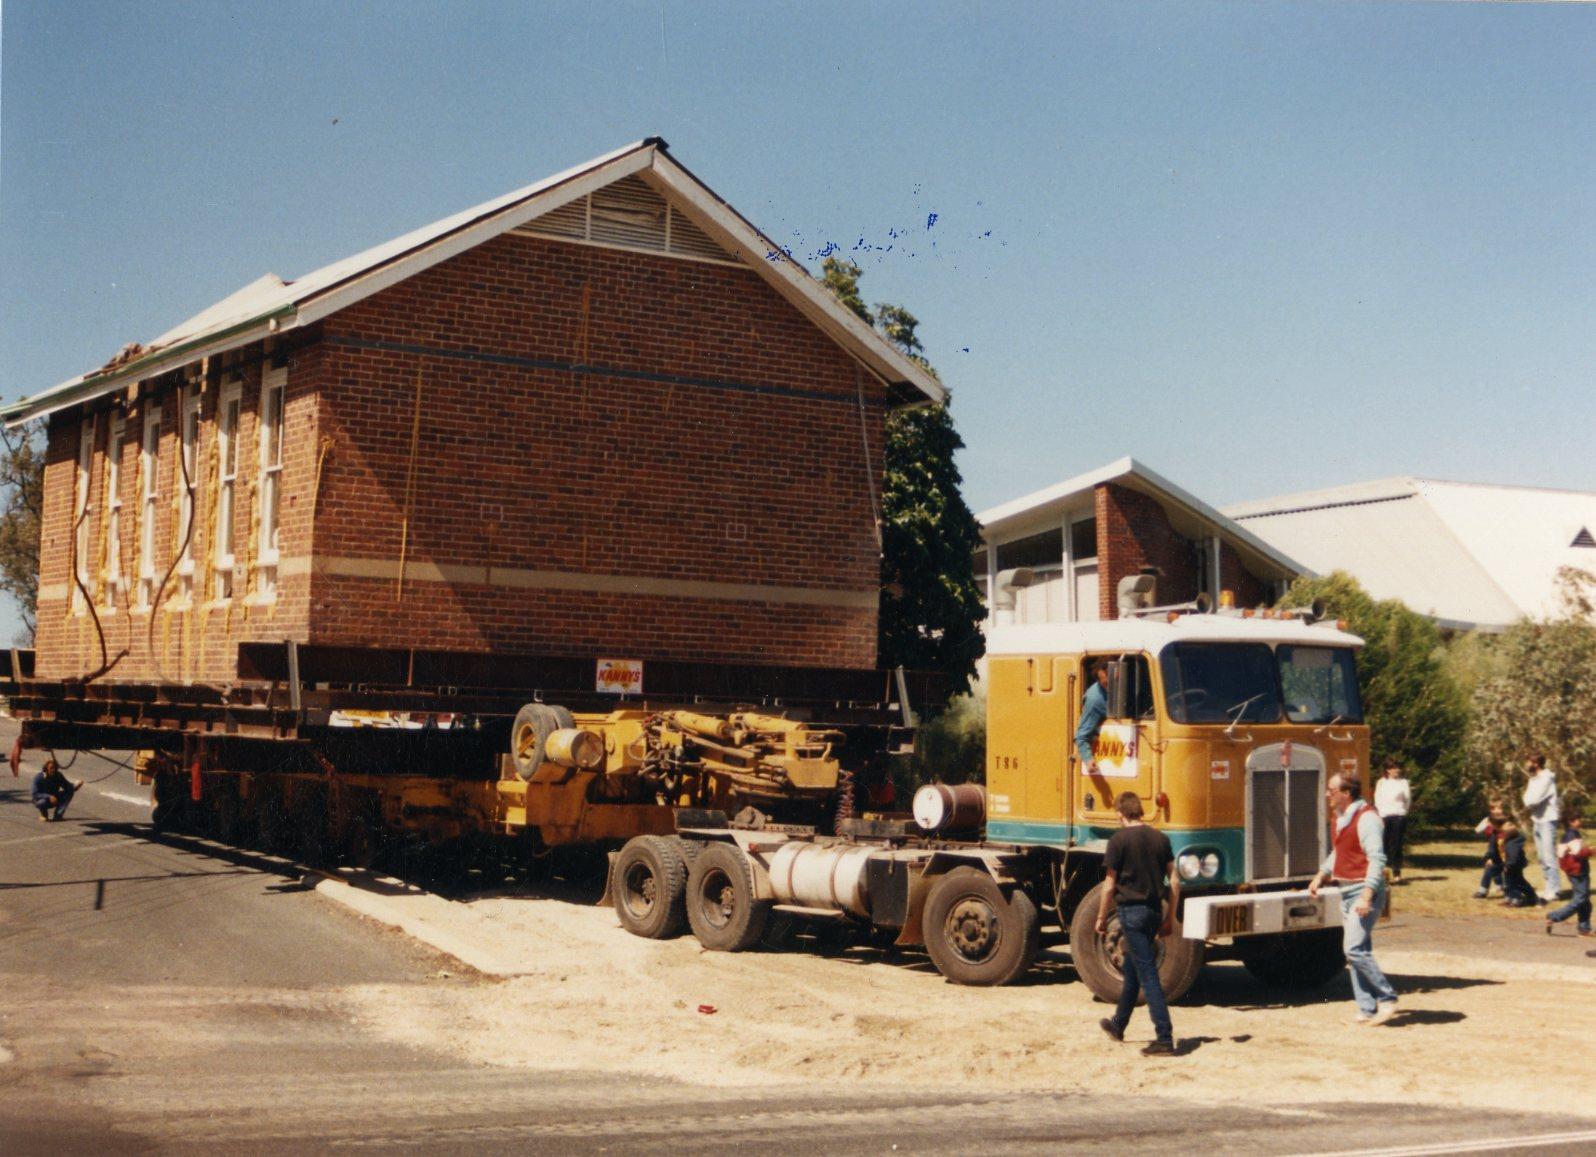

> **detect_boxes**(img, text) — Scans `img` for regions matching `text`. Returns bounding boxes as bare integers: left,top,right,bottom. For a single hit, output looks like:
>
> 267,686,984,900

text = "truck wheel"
923,867,1040,987
510,703,575,781
686,841,770,952
150,774,186,832
613,835,690,940
342,814,382,870
1239,929,1345,989
1067,882,1205,1005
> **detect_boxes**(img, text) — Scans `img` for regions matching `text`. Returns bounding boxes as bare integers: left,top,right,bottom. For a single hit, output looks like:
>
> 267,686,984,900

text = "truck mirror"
1106,660,1130,719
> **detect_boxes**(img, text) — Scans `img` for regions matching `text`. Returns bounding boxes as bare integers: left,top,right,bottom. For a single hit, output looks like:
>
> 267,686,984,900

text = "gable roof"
976,455,1308,582
1224,477,1596,630
4,138,945,426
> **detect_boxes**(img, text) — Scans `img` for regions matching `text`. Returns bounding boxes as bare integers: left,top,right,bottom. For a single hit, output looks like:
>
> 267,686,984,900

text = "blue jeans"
1479,863,1503,892
1112,903,1173,1044
32,787,74,821
1340,884,1397,1016
1534,819,1562,897
1548,874,1591,932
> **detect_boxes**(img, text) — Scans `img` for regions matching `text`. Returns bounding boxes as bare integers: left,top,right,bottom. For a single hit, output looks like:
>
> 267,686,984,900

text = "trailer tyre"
511,703,575,781
923,867,1041,987
1068,881,1204,1005
686,842,770,952
614,835,691,940
1239,928,1346,990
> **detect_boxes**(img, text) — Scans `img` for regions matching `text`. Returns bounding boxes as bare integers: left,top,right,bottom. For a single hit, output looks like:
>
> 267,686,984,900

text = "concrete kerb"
310,870,532,977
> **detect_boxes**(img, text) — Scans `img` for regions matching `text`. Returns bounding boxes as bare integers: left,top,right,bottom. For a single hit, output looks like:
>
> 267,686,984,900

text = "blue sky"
3,2,1595,641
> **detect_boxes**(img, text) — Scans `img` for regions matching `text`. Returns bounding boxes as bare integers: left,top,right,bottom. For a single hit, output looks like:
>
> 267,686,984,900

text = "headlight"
1200,852,1221,879
1177,853,1202,880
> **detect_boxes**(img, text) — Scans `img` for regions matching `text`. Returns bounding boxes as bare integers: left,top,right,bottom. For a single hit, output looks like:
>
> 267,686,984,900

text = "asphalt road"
3,732,1595,1155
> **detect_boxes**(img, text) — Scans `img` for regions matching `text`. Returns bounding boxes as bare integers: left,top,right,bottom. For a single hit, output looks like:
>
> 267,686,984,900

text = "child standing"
1546,813,1591,936
1473,801,1507,899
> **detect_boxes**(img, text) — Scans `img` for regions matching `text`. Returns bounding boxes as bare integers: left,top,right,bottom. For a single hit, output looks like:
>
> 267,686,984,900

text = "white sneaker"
1354,1012,1374,1025
1369,1003,1398,1026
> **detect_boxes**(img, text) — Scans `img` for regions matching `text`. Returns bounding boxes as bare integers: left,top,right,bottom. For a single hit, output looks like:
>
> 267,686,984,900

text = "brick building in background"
5,140,945,683
976,458,1304,629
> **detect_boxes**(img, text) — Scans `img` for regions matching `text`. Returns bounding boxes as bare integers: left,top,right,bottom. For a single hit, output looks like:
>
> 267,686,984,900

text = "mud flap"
597,848,619,909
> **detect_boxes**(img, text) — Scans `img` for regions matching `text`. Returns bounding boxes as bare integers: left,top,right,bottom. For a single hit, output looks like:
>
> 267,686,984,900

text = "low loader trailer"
5,594,1372,1002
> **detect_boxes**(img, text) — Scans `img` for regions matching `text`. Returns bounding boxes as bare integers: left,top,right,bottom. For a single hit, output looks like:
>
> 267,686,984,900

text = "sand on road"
343,893,1596,1113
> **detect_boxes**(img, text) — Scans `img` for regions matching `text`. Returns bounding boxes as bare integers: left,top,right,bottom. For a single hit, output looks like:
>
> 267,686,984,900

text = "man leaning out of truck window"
1075,659,1110,772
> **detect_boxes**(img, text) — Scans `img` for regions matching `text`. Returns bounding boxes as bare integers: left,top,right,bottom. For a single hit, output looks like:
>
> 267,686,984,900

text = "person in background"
1500,820,1538,907
31,758,83,822
1374,759,1412,880
1473,800,1507,899
1096,790,1178,1057
1074,658,1110,774
1546,812,1591,937
1309,773,1398,1026
1522,754,1562,902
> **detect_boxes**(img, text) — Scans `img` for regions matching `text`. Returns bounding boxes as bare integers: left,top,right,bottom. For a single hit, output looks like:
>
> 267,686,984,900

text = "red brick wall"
35,230,890,680
307,234,886,668
1220,542,1272,610
1095,483,1202,620
34,350,319,681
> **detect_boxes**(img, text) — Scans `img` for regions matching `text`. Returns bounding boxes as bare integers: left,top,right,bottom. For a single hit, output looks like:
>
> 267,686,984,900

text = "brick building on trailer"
4,139,944,684
975,457,1306,629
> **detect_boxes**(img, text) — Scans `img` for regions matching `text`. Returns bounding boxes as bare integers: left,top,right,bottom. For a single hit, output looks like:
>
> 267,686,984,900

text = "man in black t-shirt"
1095,791,1178,1056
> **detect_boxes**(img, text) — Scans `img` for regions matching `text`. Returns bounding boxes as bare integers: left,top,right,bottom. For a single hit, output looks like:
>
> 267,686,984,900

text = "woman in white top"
1374,760,1412,880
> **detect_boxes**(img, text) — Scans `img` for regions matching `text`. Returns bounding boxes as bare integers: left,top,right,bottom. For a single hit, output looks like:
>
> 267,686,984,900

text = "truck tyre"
1068,881,1205,1005
150,774,186,833
686,841,771,952
511,703,575,781
923,867,1040,987
613,835,690,940
1239,928,1346,989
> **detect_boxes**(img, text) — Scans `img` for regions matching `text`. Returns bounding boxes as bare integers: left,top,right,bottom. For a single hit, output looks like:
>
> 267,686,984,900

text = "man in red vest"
1309,772,1398,1025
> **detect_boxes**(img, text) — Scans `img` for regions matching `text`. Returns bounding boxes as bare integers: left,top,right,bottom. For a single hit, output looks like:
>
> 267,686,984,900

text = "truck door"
1080,654,1158,822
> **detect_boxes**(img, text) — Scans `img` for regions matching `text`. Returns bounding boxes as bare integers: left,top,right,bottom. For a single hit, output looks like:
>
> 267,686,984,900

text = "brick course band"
322,334,889,410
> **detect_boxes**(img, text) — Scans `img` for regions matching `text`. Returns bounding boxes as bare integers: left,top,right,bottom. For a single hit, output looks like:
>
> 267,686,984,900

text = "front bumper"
1182,887,1344,940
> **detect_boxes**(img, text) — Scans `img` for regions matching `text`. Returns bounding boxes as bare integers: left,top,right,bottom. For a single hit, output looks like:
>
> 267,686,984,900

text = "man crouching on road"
32,758,84,822
1309,773,1398,1025
1097,791,1178,1056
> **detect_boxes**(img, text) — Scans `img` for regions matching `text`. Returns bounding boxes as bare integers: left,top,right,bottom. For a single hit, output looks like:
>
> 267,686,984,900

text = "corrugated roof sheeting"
1228,478,1596,629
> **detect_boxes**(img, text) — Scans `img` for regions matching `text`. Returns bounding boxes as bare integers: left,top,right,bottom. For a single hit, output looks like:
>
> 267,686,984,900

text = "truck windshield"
1160,643,1283,724
1278,645,1364,723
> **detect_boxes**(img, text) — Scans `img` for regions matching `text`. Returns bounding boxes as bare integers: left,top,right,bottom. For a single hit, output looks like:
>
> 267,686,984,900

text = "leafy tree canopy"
819,257,986,697
1281,571,1470,825
1464,567,1596,820
0,423,43,643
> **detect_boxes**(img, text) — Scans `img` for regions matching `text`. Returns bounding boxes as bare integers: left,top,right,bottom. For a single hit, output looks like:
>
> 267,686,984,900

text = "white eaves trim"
978,455,1309,580
641,160,947,407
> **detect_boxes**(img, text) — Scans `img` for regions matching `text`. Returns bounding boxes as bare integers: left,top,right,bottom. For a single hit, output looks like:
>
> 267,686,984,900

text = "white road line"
1297,1128,1596,1156
96,791,150,808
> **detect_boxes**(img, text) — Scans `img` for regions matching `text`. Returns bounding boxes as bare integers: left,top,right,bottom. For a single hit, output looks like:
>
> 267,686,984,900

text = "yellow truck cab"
983,605,1369,998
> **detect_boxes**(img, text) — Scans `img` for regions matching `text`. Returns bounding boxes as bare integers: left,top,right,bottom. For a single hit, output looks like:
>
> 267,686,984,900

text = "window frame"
256,363,286,598
102,412,125,609
213,379,243,601
137,405,162,611
72,415,98,613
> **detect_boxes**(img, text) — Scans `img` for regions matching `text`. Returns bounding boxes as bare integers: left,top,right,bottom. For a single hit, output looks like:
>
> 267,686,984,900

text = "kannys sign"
1089,722,1140,779
595,658,644,695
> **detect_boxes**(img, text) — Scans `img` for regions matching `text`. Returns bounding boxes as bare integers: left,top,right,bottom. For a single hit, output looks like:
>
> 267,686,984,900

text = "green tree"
1464,567,1596,820
818,257,986,696
0,422,43,643
1280,571,1470,825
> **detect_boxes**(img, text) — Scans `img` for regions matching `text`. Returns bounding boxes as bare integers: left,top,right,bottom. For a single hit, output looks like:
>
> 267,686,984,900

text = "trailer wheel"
1239,928,1345,990
342,814,383,871
613,835,691,940
922,867,1040,987
686,842,771,952
510,703,575,781
1067,881,1205,1005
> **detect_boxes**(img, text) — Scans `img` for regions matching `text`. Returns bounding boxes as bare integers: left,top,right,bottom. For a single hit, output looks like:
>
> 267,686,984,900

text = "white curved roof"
1225,477,1596,630
985,614,1363,657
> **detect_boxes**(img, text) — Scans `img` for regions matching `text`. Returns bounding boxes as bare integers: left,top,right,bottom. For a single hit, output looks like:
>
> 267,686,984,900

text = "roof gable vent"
1574,526,1596,548
516,176,740,266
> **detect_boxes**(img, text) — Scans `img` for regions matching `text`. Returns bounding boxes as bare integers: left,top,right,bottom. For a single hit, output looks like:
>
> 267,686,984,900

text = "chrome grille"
1247,745,1326,882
